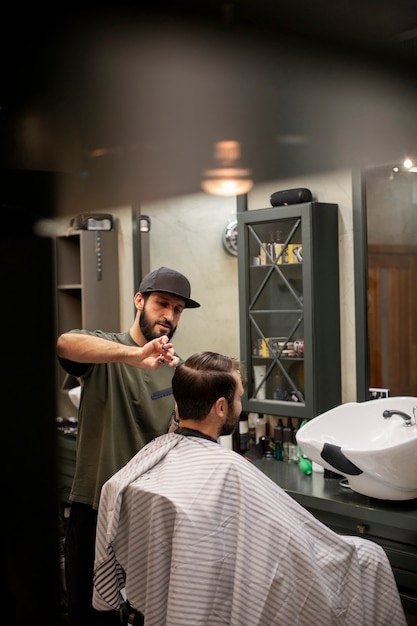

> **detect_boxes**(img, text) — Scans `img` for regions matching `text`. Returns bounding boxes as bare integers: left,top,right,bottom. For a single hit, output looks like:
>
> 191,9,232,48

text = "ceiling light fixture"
201,140,254,197
402,158,417,173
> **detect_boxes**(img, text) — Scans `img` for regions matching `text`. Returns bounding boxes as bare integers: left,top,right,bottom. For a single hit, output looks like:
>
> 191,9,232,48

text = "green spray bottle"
297,420,312,475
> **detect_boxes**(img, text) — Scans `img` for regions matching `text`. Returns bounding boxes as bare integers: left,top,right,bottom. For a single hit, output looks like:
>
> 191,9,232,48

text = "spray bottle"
297,420,312,475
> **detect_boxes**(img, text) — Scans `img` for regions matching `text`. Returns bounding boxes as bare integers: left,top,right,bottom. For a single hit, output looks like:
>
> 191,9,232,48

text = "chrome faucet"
383,408,416,426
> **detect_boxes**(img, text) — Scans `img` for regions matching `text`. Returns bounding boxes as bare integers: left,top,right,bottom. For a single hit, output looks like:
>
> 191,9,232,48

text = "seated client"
93,351,406,626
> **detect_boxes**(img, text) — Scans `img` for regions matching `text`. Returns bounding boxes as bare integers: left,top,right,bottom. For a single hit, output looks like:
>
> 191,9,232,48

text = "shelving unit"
237,202,341,419
54,229,120,409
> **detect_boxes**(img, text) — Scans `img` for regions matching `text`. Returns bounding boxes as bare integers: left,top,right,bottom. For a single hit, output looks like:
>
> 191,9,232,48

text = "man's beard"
139,306,176,342
220,408,240,437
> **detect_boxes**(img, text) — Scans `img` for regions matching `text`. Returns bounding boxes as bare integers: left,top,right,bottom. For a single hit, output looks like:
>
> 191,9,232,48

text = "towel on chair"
93,432,406,626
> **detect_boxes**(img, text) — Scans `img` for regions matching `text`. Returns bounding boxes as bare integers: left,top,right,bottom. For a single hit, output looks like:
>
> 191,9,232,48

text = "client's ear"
215,397,227,416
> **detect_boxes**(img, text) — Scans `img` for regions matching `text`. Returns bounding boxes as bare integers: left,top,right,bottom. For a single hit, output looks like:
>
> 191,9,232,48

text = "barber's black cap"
138,266,200,308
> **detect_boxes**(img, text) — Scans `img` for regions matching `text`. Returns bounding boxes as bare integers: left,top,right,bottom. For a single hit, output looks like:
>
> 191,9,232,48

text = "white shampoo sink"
296,396,417,500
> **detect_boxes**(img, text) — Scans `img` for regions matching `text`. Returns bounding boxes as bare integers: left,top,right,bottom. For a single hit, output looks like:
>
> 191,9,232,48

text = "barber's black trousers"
65,502,121,626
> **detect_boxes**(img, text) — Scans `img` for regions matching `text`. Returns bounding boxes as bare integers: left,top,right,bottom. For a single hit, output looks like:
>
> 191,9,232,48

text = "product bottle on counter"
260,435,274,458
290,422,299,462
233,411,249,454
274,419,284,460
283,419,293,462
247,413,258,449
255,413,267,443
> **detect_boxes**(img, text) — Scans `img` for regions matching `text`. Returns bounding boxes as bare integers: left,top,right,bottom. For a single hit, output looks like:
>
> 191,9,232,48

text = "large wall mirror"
354,161,417,401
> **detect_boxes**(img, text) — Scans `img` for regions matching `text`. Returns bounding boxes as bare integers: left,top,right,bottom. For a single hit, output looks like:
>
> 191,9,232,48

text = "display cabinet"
237,202,341,419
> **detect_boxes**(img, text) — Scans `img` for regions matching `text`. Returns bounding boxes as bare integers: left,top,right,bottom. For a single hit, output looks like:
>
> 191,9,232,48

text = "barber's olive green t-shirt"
61,330,177,509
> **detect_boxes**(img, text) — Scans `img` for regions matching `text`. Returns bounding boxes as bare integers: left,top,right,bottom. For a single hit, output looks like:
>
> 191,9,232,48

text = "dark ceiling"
2,1,417,210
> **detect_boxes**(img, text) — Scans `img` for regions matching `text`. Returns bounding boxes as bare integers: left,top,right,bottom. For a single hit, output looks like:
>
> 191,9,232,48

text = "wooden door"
368,245,417,396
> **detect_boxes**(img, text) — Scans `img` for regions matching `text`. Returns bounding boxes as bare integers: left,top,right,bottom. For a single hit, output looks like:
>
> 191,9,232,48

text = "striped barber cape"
93,431,406,626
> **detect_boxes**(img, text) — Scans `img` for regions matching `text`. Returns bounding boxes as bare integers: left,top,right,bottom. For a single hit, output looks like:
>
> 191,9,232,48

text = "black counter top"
253,459,417,533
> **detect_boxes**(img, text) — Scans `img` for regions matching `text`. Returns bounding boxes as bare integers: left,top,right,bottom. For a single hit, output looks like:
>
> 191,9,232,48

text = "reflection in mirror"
355,162,417,399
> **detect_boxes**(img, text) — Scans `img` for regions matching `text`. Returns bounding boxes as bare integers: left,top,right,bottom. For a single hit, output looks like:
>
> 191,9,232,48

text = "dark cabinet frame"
237,199,341,419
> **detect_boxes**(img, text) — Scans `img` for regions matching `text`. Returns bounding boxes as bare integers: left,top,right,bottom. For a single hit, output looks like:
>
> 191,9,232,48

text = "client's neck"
178,418,219,441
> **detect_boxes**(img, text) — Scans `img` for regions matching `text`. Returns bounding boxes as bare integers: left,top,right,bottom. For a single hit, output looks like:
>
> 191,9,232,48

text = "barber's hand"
137,335,179,370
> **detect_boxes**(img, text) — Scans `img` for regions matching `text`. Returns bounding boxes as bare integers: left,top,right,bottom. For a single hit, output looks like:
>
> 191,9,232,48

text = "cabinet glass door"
248,216,305,407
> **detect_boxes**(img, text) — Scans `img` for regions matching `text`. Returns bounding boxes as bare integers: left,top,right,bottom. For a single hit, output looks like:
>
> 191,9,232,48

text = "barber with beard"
56,266,200,626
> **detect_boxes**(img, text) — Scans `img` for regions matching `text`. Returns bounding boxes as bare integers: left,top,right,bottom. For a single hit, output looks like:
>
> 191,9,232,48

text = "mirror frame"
352,167,370,402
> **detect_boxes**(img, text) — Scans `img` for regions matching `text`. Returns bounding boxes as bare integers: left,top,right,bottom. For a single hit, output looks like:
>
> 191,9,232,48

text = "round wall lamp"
223,218,239,256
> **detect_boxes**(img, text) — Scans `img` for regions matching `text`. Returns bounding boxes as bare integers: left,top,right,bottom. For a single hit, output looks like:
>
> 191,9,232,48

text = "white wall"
141,193,239,359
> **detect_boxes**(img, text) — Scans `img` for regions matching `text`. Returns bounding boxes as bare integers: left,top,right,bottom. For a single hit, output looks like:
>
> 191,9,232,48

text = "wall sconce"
139,215,151,232
201,140,254,197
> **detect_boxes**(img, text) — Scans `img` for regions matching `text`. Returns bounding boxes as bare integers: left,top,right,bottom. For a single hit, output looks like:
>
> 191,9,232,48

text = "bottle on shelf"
266,235,275,264
253,364,267,399
259,241,268,265
273,229,286,265
273,371,287,400
260,230,286,265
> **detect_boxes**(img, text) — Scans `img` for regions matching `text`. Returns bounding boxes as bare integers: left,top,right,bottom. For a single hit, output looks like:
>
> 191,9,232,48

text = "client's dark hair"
172,351,245,421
